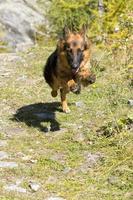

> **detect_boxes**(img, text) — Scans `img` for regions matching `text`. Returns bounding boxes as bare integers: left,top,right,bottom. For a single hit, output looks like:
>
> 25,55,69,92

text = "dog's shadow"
12,102,62,132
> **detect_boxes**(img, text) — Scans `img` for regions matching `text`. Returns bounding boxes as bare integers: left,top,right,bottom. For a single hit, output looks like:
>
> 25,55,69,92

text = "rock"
29,159,37,164
85,152,103,167
79,152,103,173
114,26,120,33
29,181,40,192
22,155,32,161
108,176,119,185
0,0,47,51
0,151,8,160
15,179,23,186
73,132,85,142
50,153,65,164
0,161,18,168
0,140,7,147
63,167,72,174
124,191,133,198
21,155,37,163
77,125,83,129
128,99,133,106
75,101,84,107
4,184,26,193
0,53,22,63
46,197,65,200
46,176,58,184
4,127,24,137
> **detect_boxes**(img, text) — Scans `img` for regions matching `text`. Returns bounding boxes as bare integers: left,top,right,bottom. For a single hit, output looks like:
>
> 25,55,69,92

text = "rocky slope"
0,0,48,51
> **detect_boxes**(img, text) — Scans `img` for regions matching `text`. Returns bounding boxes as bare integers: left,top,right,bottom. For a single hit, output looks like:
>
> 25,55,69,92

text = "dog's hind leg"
51,81,59,97
51,90,58,97
60,88,70,113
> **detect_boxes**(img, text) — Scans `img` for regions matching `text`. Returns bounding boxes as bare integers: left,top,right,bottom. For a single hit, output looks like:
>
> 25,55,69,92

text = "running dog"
44,27,96,113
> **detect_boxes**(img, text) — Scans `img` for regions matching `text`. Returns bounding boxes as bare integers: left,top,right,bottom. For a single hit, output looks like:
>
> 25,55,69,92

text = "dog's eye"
64,44,71,52
63,43,67,50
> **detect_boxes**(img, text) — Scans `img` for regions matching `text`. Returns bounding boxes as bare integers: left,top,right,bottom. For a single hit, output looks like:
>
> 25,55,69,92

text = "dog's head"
58,26,91,74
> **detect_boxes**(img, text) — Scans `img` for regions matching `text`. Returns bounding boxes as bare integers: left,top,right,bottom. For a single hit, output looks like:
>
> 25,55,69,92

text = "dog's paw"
70,84,81,94
63,107,71,113
87,73,96,84
82,73,96,87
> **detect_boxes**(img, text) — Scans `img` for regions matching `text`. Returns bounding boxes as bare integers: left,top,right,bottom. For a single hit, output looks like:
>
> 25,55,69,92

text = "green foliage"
48,0,90,34
47,0,133,44
97,114,133,137
0,26,10,53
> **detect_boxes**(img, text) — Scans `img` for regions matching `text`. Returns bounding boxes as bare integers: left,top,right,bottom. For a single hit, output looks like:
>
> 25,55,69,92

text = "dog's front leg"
60,87,70,113
78,68,96,87
67,79,81,94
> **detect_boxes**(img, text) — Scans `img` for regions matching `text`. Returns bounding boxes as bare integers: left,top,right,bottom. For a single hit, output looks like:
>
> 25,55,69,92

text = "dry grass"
0,42,132,200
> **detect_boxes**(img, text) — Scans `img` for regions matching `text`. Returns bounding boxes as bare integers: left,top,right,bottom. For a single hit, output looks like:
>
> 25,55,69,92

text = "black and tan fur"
44,27,96,113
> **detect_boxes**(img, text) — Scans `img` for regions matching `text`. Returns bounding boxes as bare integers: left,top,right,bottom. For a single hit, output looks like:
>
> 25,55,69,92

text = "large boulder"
0,0,48,51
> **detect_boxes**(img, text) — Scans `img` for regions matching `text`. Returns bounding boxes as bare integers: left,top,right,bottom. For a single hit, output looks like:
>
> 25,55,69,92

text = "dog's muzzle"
72,67,79,75
71,63,80,75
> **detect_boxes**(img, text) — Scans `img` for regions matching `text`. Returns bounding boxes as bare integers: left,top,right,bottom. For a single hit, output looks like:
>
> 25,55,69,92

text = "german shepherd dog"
44,27,96,113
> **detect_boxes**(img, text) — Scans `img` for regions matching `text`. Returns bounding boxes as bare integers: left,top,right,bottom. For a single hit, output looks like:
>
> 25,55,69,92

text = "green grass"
0,43,132,200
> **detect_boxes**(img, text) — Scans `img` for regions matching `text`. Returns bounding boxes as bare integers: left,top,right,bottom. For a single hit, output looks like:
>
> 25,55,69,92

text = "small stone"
46,176,58,184
114,26,119,32
79,152,103,173
0,161,18,168
0,140,7,147
15,179,23,186
75,101,84,107
124,192,133,198
108,176,119,185
46,197,65,200
50,153,65,164
87,141,93,145
85,152,103,167
73,133,85,142
4,184,26,193
77,125,83,129
4,127,24,137
17,75,27,81
128,99,133,106
29,181,40,192
63,167,72,174
30,159,37,164
22,155,32,161
0,151,8,160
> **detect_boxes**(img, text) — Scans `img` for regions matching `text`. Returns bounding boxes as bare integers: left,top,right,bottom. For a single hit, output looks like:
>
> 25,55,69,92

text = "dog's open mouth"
72,67,79,75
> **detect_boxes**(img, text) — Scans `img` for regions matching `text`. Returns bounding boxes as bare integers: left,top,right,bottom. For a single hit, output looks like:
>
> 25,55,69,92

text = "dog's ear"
57,38,65,52
63,26,71,38
84,36,91,50
79,24,91,50
79,24,88,36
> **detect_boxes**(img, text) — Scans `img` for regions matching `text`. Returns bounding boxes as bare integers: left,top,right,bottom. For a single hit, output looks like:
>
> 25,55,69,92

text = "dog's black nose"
73,63,79,68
